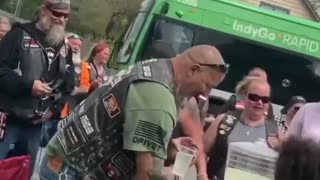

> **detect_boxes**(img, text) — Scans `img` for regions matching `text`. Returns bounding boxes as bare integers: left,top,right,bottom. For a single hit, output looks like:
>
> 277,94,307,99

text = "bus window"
142,18,194,59
115,0,155,64
140,16,320,106
116,13,147,63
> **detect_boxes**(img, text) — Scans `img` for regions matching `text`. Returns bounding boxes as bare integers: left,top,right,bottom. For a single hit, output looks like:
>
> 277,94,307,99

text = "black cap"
281,96,306,114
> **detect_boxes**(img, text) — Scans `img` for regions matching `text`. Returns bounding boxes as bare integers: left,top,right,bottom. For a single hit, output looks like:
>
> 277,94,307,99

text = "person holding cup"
39,45,227,180
166,95,210,180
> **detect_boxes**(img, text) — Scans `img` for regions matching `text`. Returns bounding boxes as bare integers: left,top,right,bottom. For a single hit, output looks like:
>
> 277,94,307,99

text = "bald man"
0,16,10,40
39,45,227,180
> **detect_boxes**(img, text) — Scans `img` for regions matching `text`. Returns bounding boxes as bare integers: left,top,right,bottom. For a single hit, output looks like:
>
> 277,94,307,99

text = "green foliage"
19,0,41,19
0,0,144,41
68,0,113,40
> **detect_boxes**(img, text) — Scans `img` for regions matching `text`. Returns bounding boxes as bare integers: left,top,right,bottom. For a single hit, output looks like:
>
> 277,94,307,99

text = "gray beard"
45,25,65,47
72,52,81,65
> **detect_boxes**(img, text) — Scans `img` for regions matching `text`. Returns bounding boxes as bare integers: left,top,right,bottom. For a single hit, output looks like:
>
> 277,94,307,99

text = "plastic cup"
172,145,197,177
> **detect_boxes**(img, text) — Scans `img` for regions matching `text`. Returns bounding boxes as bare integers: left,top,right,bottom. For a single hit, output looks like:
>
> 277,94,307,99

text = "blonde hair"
235,76,269,100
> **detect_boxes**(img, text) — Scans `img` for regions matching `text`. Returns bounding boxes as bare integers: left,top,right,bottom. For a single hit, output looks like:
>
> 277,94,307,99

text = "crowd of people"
0,0,320,180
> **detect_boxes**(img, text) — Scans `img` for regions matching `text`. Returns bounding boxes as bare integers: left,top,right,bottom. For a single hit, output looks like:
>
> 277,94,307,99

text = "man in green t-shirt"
39,45,227,180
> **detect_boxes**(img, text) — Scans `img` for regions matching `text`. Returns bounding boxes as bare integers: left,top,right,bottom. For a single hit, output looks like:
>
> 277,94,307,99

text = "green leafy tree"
68,0,112,40
0,0,145,41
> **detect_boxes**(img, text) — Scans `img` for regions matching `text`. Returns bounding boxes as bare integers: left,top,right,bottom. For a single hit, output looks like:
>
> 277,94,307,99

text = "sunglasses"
45,6,69,19
247,93,270,104
198,63,230,74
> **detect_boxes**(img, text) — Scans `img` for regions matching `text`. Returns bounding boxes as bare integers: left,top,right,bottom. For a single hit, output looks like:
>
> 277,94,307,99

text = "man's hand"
135,152,166,180
32,80,53,97
171,137,198,166
32,110,53,124
172,137,198,151
71,86,88,95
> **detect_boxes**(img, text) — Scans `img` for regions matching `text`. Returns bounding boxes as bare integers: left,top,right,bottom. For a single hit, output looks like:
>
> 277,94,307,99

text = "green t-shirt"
123,81,177,159
46,81,177,162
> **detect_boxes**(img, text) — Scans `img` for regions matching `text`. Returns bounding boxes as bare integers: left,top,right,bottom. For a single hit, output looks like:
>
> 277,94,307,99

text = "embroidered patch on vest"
142,65,152,77
60,44,67,57
23,39,39,48
103,94,121,118
80,115,94,135
142,58,158,64
47,157,63,173
219,130,226,135
218,115,236,135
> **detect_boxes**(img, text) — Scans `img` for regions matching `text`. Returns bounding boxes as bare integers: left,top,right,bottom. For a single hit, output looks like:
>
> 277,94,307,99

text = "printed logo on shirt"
132,120,167,152
46,47,56,64
103,94,121,118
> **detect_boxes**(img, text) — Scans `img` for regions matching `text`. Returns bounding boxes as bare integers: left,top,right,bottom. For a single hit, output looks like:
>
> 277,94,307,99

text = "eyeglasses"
198,63,230,74
45,6,69,19
247,93,270,104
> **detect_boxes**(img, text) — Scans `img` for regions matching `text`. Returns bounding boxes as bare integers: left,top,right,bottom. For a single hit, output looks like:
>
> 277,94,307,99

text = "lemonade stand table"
225,141,279,180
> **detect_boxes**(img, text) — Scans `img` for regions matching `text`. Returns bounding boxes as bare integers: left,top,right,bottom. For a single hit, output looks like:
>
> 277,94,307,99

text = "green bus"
109,0,320,115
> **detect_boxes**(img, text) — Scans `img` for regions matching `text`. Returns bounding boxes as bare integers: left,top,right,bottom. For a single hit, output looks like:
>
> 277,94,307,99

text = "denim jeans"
0,121,42,171
39,154,81,180
40,120,59,148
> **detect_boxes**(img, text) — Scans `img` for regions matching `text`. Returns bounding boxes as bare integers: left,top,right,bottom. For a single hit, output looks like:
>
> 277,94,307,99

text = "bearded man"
60,33,91,117
0,0,75,172
40,33,91,148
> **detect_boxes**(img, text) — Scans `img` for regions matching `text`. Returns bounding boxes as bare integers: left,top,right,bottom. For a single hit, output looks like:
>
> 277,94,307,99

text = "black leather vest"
67,62,86,110
206,110,278,180
74,63,82,87
0,28,68,120
57,59,175,180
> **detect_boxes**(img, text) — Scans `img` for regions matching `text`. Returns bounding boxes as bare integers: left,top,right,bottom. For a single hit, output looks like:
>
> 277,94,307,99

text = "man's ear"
187,64,200,77
191,64,200,73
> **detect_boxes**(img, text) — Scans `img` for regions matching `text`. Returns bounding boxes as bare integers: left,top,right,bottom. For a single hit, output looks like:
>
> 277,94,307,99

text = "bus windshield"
142,17,320,105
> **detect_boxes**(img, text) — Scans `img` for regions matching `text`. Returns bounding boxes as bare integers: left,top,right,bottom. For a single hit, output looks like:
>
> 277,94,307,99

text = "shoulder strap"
217,114,238,137
265,119,279,137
